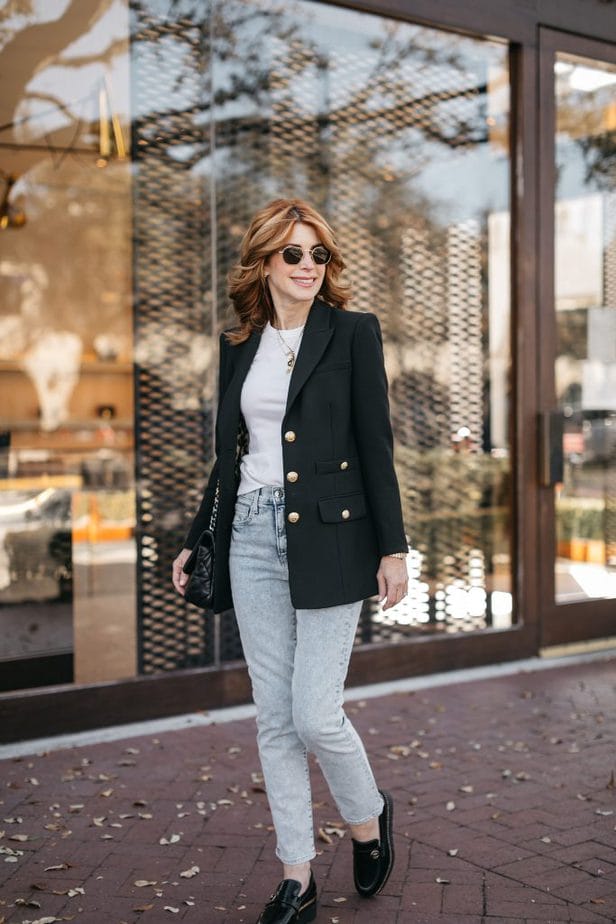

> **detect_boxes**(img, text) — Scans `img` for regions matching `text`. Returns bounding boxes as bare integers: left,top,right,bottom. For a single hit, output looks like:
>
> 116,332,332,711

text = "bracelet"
385,551,407,560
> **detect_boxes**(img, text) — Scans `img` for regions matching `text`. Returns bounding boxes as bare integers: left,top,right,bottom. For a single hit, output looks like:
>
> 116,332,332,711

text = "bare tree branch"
0,0,116,134
53,35,129,70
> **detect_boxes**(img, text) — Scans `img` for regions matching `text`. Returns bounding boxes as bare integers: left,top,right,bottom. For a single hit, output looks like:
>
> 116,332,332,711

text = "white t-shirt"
238,321,305,495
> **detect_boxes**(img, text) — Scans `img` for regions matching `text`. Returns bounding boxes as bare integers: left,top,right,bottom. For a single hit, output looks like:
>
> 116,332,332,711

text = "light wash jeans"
229,484,384,865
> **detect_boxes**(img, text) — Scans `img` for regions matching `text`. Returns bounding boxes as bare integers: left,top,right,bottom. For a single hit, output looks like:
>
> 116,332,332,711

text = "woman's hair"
226,198,350,343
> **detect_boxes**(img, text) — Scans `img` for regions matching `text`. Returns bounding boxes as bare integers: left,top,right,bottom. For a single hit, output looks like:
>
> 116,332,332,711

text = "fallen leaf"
179,866,200,879
164,907,180,914
44,864,70,871
9,834,30,842
14,898,41,908
332,897,347,903
435,877,450,884
133,904,154,912
459,785,474,794
159,834,181,845
322,826,345,839
447,848,458,856
318,827,333,845
446,801,455,812
99,789,113,798
134,880,157,888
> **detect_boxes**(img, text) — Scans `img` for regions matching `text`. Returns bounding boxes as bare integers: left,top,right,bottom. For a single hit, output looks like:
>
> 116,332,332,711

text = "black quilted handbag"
182,481,219,609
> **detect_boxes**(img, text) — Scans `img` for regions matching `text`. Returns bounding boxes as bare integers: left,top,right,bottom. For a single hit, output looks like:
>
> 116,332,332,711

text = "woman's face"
264,221,327,308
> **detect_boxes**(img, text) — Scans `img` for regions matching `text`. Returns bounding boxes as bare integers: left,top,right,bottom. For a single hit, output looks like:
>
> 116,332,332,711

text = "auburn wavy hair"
226,198,351,344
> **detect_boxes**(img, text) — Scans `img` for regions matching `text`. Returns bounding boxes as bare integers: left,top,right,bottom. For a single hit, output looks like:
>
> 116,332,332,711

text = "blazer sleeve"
182,331,229,550
351,312,407,557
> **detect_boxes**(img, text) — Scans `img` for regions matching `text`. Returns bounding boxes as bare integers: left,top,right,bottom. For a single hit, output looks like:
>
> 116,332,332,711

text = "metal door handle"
539,410,564,487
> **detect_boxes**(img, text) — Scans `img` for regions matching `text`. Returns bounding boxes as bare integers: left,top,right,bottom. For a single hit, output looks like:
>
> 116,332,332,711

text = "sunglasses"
277,244,331,266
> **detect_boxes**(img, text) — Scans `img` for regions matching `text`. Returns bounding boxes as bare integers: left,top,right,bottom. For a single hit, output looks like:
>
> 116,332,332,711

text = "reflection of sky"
212,0,510,223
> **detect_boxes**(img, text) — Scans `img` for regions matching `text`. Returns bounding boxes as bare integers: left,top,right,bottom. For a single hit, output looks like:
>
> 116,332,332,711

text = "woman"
172,199,408,924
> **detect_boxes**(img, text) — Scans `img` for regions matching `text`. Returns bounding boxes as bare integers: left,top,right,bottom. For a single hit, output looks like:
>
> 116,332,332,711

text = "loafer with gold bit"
256,871,317,923
352,789,395,897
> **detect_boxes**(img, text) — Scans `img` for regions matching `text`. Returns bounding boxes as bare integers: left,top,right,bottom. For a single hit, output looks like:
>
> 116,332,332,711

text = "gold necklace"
275,325,304,373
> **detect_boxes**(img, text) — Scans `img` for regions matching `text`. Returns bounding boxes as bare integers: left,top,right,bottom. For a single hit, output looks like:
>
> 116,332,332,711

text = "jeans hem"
275,847,317,865
342,797,384,826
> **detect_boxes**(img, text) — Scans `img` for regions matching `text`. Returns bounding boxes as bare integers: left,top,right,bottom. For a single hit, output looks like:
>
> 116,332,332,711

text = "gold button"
284,430,296,443
288,511,300,523
286,471,298,483
340,460,349,470
341,509,350,520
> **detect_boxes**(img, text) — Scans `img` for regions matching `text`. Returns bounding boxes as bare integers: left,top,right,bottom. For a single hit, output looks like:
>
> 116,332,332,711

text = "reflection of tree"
557,91,616,190
0,2,131,357
0,0,122,175
578,131,616,190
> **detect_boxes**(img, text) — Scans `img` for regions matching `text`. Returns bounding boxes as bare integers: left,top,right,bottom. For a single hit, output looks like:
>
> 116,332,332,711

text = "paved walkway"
2,655,616,924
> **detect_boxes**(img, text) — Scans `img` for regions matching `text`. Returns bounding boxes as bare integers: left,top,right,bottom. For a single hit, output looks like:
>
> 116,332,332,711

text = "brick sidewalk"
2,656,616,924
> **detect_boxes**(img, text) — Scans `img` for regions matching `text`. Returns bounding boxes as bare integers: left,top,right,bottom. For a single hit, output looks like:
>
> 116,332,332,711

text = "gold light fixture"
0,170,26,230
97,76,127,167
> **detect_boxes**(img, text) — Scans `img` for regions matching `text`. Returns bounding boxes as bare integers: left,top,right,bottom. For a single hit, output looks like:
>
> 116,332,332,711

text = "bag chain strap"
209,481,220,533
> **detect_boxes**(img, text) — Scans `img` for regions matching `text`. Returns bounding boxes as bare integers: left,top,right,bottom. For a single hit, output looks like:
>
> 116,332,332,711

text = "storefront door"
538,29,616,647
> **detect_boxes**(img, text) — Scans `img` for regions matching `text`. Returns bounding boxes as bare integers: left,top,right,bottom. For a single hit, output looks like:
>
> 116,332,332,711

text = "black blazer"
183,297,407,611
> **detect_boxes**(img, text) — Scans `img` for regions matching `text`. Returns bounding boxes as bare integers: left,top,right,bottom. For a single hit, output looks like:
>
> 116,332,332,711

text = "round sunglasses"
277,244,331,266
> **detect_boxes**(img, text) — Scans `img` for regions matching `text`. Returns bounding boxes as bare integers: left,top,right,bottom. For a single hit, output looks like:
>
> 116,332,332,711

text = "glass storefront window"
1,0,515,692
0,1,136,688
553,52,616,603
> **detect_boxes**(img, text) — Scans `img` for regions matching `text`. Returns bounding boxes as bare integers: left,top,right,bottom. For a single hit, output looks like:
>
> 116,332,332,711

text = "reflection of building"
0,1,615,742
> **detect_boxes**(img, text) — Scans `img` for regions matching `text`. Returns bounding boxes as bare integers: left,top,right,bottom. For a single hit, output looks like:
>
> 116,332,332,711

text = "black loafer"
256,871,317,923
352,789,395,897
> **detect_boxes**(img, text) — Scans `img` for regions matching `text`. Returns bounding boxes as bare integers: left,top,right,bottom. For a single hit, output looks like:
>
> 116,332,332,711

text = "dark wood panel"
0,627,536,744
510,39,542,651
318,0,616,45
0,653,72,693
0,663,253,744
541,599,616,647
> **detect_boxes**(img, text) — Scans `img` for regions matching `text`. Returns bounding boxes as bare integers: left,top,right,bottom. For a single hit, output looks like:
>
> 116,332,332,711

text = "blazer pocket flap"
318,493,367,523
315,456,359,475
313,360,351,375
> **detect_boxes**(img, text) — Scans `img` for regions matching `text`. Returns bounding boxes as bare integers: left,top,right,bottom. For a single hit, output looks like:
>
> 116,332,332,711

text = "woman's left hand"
377,556,409,610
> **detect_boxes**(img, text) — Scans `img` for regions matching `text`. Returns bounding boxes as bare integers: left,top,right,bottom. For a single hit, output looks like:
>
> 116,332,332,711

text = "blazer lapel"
285,298,333,415
217,329,261,450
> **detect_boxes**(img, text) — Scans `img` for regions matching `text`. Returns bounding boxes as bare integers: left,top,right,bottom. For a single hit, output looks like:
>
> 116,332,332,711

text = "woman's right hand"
172,548,192,596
